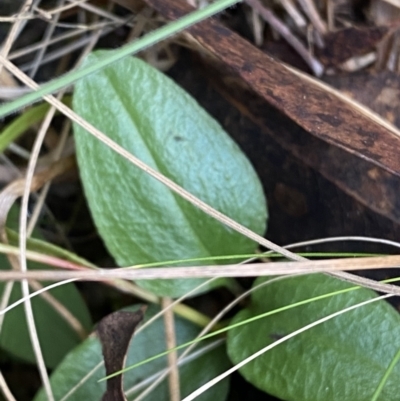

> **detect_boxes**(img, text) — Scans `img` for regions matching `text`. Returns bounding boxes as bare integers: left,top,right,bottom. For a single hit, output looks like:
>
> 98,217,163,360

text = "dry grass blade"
280,0,306,28
28,0,63,78
25,13,103,236
125,340,226,399
161,297,180,401
1,254,400,284
0,0,37,75
245,0,324,76
45,0,88,16
297,0,326,34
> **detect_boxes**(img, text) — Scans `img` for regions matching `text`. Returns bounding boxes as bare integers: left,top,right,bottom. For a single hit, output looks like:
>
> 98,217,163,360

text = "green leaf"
0,206,92,368
0,96,71,154
73,51,267,298
33,304,231,401
227,274,400,401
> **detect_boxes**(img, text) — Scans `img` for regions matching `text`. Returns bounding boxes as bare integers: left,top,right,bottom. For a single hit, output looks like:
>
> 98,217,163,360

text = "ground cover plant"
1,1,400,401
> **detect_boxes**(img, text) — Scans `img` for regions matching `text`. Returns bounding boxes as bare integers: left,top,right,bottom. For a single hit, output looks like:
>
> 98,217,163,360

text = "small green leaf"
0,96,71,154
33,304,231,401
227,274,400,401
0,206,92,368
73,51,267,297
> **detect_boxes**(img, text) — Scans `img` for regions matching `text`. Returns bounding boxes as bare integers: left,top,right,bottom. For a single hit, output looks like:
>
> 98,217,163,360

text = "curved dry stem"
0,371,17,401
0,156,75,401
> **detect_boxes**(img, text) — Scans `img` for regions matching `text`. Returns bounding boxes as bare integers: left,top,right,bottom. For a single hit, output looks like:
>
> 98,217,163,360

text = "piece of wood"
131,0,400,224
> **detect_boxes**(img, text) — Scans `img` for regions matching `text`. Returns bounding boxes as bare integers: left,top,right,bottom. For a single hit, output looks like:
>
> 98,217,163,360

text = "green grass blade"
370,347,400,401
0,97,71,153
99,276,400,381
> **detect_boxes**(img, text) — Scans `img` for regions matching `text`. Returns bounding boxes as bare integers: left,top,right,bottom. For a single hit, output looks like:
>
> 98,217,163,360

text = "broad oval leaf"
73,51,267,298
0,206,92,368
227,274,400,401
34,304,231,401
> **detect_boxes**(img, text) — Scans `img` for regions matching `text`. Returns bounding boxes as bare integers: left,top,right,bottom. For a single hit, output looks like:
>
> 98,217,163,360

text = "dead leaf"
97,307,146,401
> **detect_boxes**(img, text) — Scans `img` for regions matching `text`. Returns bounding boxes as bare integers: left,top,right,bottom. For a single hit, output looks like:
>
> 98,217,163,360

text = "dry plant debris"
1,1,400,400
